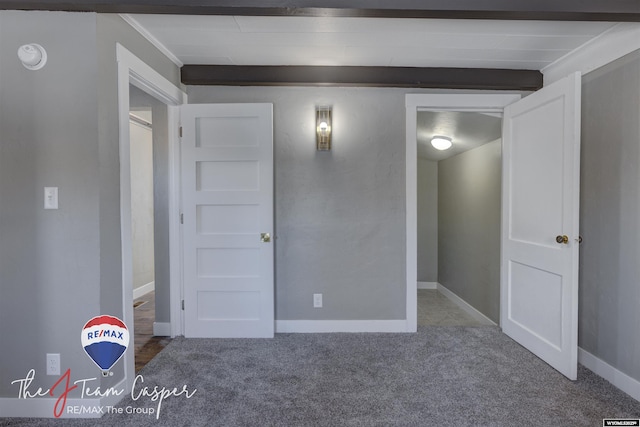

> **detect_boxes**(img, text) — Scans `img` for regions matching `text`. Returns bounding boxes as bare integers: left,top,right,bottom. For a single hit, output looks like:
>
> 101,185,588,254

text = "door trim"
116,43,187,390
404,93,521,332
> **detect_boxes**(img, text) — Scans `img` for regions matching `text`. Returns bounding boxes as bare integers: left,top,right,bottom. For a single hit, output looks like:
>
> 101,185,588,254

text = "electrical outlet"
46,353,60,376
313,293,323,308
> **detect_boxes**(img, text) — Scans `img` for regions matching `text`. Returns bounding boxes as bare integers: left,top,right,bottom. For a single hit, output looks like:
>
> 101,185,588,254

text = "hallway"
417,289,492,327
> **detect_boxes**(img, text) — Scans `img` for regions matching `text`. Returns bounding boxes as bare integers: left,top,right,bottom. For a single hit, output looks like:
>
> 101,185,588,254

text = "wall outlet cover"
313,293,323,308
46,353,60,376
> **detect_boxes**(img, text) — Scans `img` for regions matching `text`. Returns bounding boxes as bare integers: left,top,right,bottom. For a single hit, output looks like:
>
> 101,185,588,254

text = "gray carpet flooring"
3,326,640,426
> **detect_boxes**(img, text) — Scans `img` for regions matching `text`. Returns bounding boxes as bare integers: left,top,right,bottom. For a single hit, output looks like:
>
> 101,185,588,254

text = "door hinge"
180,213,184,224
179,126,183,138
181,300,184,310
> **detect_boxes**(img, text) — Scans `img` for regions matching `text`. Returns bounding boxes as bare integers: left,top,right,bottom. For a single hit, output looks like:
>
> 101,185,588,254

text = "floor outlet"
47,353,60,376
313,293,323,308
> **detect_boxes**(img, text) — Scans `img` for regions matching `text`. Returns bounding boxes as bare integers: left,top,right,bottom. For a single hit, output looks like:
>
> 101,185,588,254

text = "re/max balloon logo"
81,315,129,375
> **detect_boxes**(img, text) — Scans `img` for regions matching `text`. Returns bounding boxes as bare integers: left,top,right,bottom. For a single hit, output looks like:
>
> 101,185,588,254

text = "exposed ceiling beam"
181,65,543,91
0,0,638,21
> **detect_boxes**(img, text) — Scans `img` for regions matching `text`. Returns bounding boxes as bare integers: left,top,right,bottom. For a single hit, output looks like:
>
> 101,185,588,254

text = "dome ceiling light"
431,136,453,151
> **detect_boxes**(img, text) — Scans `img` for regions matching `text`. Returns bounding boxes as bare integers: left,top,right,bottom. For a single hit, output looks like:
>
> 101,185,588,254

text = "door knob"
260,232,271,243
555,235,569,244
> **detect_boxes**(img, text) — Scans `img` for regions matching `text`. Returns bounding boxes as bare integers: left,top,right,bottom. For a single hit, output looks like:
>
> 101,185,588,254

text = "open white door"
501,72,581,380
181,103,274,338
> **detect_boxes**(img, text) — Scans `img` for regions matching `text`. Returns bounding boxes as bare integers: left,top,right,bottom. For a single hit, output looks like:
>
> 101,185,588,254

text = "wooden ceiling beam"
181,65,543,91
0,0,639,21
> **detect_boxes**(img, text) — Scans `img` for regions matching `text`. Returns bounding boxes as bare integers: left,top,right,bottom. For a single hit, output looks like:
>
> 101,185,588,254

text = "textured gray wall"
129,85,171,324
0,11,180,398
580,50,640,381
129,119,155,290
187,86,408,320
0,11,101,396
438,139,501,323
417,158,438,283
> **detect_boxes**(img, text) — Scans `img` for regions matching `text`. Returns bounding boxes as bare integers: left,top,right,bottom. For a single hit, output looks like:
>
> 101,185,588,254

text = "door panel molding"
501,72,581,379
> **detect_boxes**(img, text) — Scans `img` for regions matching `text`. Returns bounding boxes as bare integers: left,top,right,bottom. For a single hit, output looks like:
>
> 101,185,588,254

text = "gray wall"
129,85,171,324
579,49,640,382
437,139,501,323
187,86,410,320
0,11,180,398
0,10,101,397
417,158,438,283
130,118,155,291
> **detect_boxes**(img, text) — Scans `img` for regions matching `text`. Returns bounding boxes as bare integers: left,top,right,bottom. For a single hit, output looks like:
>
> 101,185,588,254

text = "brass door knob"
555,235,569,244
260,232,271,243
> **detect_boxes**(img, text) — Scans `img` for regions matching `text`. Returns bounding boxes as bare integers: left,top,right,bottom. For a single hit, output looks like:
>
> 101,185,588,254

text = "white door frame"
117,43,187,389
404,93,522,332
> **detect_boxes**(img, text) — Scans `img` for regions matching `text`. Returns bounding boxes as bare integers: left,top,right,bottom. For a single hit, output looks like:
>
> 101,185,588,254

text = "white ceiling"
418,111,502,161
124,15,618,162
126,14,617,69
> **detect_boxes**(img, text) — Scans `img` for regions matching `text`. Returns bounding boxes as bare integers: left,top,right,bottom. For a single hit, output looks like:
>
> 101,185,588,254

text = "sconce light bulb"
316,106,332,151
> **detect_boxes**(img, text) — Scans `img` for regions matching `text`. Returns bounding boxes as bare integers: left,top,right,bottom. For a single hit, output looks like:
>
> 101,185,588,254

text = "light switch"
44,187,58,209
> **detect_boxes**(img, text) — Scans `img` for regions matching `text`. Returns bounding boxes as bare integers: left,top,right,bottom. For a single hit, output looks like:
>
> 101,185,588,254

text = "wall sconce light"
431,136,453,151
17,44,47,70
316,106,332,151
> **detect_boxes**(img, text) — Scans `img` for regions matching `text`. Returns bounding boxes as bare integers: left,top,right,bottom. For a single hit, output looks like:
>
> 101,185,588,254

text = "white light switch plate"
44,187,58,209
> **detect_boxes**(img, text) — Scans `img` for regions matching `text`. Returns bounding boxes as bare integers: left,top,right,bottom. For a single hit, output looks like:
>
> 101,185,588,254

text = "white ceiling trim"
120,14,184,67
542,22,640,85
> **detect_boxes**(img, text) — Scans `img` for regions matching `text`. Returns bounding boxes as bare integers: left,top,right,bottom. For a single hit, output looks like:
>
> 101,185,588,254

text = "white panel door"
181,103,274,338
501,73,581,379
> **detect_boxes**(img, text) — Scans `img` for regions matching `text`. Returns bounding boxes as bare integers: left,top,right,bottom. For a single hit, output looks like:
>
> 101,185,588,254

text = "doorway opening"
416,110,501,327
406,78,582,380
116,43,186,388
128,99,173,372
404,93,521,332
129,106,154,304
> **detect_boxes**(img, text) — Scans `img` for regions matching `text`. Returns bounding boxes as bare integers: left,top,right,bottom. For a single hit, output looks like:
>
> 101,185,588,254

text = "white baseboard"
153,322,172,337
579,347,640,402
275,320,409,333
0,378,126,418
133,281,154,300
417,282,438,290
436,283,496,326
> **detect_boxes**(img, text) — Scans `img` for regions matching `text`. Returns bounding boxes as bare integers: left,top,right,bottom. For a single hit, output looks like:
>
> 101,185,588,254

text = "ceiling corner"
120,13,184,68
